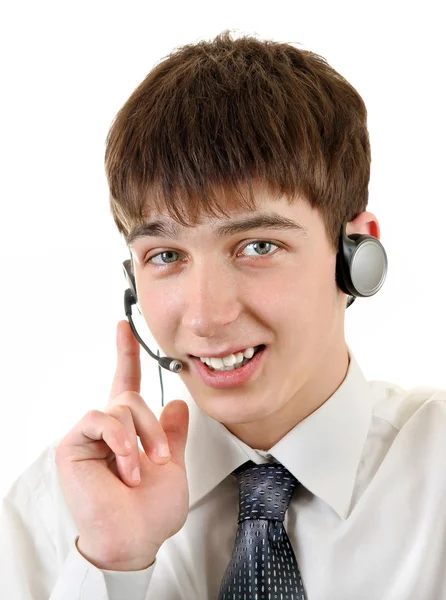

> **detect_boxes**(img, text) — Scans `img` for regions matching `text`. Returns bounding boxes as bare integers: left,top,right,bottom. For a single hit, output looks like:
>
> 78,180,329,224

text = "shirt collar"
182,345,373,520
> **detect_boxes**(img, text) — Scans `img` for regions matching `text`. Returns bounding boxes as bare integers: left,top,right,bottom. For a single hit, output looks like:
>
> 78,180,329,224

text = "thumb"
159,400,189,468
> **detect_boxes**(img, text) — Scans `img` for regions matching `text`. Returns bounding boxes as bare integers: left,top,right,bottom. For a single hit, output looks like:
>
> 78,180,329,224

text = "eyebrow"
127,212,308,246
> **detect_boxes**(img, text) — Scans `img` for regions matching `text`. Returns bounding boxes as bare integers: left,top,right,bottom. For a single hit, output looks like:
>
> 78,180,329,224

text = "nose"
181,260,241,338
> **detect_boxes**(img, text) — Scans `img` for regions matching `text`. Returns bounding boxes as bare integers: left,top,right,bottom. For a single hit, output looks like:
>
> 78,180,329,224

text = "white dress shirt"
2,345,446,599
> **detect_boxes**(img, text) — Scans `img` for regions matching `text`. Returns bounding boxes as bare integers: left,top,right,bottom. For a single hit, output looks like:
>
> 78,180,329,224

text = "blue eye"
145,241,279,266
241,241,278,256
147,250,180,265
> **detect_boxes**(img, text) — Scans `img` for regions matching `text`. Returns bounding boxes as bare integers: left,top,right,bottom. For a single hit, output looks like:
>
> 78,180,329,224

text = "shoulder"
369,378,446,435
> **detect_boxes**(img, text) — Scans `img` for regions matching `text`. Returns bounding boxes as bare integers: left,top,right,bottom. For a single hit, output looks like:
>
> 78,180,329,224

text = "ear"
345,211,381,240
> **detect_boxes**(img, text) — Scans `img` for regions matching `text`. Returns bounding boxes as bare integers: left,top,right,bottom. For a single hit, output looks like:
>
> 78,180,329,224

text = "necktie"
218,460,306,600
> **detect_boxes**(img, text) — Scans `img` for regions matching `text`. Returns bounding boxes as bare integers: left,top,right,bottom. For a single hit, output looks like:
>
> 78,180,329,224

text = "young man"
2,31,446,600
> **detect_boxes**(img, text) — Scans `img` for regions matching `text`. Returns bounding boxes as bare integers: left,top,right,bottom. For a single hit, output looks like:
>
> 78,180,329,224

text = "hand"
55,320,189,571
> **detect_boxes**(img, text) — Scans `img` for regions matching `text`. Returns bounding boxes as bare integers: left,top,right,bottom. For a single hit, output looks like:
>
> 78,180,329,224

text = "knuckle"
83,408,120,438
106,404,132,419
84,409,103,423
112,390,142,406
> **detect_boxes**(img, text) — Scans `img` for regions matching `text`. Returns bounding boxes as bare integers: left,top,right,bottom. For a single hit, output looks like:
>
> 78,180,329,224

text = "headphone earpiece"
335,223,388,304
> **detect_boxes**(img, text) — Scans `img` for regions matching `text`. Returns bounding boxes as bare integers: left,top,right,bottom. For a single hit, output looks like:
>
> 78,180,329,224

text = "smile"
189,345,267,389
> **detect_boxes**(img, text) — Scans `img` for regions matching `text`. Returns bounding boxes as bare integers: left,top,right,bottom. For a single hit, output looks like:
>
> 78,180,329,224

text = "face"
129,185,373,450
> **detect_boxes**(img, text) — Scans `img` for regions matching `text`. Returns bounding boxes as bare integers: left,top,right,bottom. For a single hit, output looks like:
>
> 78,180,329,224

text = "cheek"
273,257,337,336
138,286,179,340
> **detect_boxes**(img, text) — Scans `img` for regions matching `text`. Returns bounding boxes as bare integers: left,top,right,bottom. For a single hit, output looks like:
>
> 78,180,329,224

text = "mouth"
188,344,267,389
188,344,265,363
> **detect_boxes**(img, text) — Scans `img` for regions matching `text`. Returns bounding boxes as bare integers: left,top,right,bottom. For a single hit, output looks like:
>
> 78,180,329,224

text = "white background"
1,0,445,500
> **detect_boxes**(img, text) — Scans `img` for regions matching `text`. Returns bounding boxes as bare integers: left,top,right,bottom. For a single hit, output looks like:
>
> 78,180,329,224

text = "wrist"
75,536,157,571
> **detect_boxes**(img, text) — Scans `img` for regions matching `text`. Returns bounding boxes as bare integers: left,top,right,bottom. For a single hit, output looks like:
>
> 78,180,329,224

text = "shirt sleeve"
0,466,155,600
75,535,156,600
101,557,156,600
50,538,156,600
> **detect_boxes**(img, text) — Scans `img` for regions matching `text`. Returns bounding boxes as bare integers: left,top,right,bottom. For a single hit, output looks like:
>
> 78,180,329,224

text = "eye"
239,241,279,257
146,250,181,265
144,240,279,266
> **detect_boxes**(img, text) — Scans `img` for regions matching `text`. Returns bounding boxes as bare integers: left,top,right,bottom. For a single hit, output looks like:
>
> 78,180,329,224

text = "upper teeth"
200,347,256,369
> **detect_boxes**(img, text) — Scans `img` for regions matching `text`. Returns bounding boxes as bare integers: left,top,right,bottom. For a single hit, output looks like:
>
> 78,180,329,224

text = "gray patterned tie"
218,460,306,600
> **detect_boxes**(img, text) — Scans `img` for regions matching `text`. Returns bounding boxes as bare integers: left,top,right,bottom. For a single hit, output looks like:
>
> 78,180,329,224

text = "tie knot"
232,461,300,523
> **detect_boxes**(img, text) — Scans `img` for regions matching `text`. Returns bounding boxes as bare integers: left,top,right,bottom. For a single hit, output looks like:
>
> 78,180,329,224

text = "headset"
122,223,388,407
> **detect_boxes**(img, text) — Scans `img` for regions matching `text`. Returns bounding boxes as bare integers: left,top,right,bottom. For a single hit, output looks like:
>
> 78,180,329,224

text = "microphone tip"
170,360,183,373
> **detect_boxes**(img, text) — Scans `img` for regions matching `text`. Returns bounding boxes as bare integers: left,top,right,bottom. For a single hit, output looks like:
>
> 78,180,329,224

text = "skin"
130,183,381,451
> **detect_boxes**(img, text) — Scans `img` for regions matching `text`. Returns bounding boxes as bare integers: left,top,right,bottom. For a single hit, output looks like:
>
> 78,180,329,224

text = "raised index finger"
109,320,141,402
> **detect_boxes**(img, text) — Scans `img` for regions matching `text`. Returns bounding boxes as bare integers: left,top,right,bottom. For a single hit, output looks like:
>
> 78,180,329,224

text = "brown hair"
105,30,370,254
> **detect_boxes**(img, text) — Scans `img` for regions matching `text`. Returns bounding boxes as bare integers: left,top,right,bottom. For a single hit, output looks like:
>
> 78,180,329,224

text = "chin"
197,390,274,424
